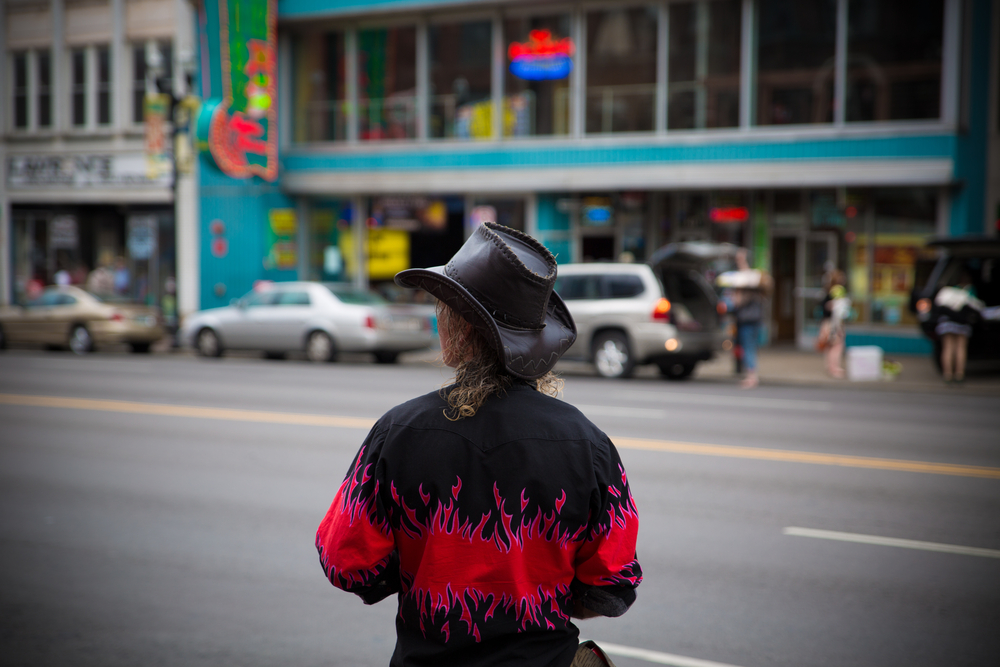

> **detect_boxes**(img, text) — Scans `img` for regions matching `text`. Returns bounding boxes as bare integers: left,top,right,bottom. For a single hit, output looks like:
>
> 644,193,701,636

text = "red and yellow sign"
206,0,278,181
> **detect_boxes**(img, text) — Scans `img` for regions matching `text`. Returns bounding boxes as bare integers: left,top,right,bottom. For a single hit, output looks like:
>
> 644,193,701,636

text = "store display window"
586,6,657,134
358,25,417,141
429,19,493,139
667,0,741,130
845,188,938,326
756,0,836,125
504,14,572,137
294,31,347,142
846,0,943,122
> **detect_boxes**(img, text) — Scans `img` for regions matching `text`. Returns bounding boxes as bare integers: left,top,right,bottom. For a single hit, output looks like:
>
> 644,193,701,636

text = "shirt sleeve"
316,426,399,604
572,438,642,617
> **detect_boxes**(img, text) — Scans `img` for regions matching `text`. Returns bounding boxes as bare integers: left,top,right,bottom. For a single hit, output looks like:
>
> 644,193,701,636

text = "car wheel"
374,351,399,364
593,331,634,379
68,325,94,355
0,324,6,350
130,342,152,354
658,360,696,380
306,331,336,363
196,328,223,358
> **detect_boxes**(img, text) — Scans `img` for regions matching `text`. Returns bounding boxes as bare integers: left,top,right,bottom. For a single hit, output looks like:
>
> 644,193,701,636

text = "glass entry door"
802,232,839,337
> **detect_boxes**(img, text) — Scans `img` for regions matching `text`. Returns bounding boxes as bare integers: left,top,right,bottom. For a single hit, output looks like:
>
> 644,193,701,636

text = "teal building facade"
195,0,1000,354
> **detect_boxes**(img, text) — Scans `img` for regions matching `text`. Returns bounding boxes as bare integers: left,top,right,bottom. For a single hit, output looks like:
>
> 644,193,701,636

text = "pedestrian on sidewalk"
315,222,641,667
934,269,984,384
719,248,772,389
817,270,850,379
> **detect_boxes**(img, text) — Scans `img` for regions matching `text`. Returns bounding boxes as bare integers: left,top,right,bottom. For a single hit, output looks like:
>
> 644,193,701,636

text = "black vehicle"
909,237,1000,370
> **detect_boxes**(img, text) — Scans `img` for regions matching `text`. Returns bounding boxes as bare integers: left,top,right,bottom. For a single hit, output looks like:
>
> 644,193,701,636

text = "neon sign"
508,29,574,81
204,0,278,181
709,207,749,223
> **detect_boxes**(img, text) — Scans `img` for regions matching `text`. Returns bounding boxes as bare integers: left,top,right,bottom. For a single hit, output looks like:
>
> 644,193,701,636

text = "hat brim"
396,266,576,380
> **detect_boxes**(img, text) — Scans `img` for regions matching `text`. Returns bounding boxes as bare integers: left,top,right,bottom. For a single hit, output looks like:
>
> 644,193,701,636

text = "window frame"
8,48,55,135
284,0,961,148
130,39,174,128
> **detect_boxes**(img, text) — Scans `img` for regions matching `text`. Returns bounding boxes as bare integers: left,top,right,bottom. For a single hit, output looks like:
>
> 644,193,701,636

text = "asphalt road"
1,349,998,667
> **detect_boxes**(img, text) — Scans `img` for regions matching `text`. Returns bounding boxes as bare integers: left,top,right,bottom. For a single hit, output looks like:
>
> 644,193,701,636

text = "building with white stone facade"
1,0,199,323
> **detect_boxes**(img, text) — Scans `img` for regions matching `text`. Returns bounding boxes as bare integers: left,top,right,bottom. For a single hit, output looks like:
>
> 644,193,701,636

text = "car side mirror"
231,298,246,309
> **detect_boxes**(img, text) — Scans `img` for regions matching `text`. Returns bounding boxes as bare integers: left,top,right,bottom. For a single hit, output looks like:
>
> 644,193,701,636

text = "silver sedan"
180,282,437,363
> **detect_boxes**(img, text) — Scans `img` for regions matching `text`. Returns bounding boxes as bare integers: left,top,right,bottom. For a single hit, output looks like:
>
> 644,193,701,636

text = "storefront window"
470,199,525,233
846,0,943,122
756,0,836,125
358,26,417,141
294,31,347,142
707,191,748,246
504,14,572,138
668,0,741,130
846,188,937,326
307,202,349,281
429,20,493,139
586,6,657,134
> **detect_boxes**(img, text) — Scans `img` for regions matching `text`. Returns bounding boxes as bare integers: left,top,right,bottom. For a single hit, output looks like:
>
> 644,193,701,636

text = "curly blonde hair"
436,301,563,421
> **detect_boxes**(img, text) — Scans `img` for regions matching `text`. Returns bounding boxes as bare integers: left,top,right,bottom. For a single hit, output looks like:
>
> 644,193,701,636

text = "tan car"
0,285,164,354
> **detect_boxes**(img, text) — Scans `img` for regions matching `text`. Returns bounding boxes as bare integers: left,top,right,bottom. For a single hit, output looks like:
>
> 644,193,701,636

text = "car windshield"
325,284,388,305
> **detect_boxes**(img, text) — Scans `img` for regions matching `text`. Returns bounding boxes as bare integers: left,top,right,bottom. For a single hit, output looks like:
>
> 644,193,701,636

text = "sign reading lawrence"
7,154,174,188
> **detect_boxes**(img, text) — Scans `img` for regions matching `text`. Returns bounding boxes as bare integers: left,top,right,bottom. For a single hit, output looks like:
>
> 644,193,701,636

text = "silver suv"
554,263,725,379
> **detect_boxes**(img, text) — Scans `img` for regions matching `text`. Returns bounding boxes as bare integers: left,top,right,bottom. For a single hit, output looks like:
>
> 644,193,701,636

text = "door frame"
772,229,839,349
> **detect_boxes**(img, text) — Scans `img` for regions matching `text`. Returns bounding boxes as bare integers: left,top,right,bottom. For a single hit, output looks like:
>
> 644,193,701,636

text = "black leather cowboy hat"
395,222,577,380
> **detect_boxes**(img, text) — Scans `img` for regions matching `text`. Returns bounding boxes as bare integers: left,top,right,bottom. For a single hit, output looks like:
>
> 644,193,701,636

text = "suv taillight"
652,298,672,322
364,315,376,329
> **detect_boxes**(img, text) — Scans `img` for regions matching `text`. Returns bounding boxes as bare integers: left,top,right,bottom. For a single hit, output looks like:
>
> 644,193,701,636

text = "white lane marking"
784,527,1000,559
611,390,832,412
583,640,747,667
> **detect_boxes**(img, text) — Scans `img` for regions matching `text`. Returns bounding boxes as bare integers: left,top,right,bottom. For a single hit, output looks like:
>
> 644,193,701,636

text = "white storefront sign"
7,153,173,188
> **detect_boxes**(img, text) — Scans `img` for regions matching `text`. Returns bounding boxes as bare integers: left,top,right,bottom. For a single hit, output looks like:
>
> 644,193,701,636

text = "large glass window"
38,51,52,128
358,26,417,141
13,52,28,129
504,14,572,137
294,31,347,142
72,49,87,126
133,41,172,124
668,0,741,130
847,0,943,122
845,188,937,325
97,46,111,126
429,20,493,139
586,6,657,134
756,0,836,125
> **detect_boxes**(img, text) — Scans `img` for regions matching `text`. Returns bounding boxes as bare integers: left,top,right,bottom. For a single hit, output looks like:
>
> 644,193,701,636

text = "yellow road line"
0,393,376,430
613,436,1000,479
2,393,998,480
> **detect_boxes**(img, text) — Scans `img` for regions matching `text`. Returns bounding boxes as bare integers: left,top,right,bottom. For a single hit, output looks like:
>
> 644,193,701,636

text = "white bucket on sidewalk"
846,345,883,381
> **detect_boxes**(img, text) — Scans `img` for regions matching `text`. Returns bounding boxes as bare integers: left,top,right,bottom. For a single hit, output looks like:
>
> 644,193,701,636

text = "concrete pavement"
692,345,1000,395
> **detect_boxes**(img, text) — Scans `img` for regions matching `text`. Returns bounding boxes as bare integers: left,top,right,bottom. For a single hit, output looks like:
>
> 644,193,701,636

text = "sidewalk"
690,345,1000,395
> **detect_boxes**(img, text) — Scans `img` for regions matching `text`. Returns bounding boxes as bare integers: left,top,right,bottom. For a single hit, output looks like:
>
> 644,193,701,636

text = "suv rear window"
555,275,601,300
604,274,644,298
555,274,645,300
